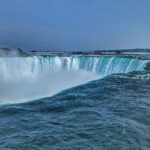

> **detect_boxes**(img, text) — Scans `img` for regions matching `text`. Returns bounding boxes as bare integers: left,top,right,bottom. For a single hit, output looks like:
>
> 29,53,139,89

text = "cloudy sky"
0,0,150,51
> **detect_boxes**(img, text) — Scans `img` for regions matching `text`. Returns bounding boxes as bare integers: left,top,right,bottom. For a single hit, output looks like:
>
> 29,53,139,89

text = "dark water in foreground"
0,71,150,150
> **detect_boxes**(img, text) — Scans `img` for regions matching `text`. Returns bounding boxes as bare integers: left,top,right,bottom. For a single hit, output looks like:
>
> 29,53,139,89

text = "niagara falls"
0,55,146,104
0,0,150,150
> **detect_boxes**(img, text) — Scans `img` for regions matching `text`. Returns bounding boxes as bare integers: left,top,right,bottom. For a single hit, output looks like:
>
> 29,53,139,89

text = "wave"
0,55,147,104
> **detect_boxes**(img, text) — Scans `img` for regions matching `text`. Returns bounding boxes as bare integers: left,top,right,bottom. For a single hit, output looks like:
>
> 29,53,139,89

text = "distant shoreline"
1,48,150,57
28,49,150,57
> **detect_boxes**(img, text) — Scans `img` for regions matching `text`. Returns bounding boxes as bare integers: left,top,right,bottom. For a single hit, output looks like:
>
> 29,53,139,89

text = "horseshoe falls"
0,56,146,103
0,54,150,150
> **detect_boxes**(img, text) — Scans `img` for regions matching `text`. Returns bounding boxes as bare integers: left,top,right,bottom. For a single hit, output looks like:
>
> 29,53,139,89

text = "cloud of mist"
0,69,99,104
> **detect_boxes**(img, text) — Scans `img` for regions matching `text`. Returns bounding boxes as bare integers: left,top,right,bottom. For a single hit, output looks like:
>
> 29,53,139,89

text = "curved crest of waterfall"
0,56,146,79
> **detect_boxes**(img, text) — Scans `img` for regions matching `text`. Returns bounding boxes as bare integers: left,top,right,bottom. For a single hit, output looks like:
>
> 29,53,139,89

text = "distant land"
0,47,150,57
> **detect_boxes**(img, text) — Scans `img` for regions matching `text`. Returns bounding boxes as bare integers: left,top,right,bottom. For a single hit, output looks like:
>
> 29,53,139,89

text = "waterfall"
0,56,146,80
0,55,147,103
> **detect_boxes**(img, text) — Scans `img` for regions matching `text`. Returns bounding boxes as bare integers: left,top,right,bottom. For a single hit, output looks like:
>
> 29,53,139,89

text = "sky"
0,0,150,51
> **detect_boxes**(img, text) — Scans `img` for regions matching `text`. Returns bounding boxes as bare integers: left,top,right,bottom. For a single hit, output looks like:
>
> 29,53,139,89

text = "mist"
0,69,99,104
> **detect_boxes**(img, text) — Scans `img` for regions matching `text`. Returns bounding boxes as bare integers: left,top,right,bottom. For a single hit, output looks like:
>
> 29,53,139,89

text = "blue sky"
0,0,150,50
